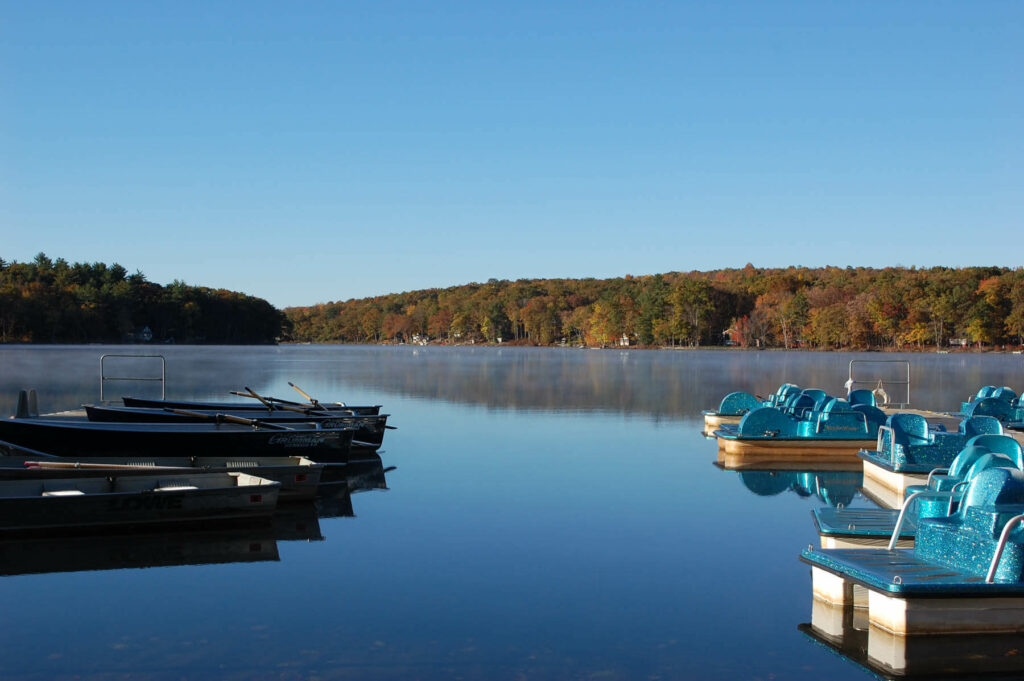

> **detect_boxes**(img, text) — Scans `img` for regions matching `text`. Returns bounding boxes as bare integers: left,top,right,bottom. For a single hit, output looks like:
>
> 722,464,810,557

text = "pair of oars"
287,383,395,430
229,386,341,416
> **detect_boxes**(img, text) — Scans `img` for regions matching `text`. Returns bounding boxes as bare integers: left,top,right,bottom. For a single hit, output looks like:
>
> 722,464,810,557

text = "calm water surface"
0,345,1021,680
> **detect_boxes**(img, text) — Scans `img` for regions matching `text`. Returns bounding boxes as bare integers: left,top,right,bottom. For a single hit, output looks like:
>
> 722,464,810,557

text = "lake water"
0,344,1021,680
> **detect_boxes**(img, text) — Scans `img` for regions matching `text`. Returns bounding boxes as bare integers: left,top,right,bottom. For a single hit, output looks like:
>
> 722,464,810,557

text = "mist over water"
0,345,1020,680
2,345,1018,417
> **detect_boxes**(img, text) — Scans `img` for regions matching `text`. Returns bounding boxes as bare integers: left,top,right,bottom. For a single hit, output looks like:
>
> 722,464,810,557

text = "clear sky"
1,1,1021,308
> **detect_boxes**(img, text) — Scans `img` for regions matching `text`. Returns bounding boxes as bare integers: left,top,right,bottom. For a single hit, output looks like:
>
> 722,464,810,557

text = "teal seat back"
848,389,875,407
718,391,761,415
776,383,800,399
822,398,851,413
789,394,816,414
889,413,930,445
772,384,801,407
963,452,1018,484
965,397,1013,421
948,445,994,479
993,387,1019,404
956,467,1024,519
976,386,997,399
800,389,828,411
960,415,1004,438
966,435,1024,469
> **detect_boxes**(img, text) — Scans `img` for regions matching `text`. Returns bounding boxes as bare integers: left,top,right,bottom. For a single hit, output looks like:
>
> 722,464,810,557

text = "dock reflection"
800,599,1024,678
729,469,863,508
0,454,393,576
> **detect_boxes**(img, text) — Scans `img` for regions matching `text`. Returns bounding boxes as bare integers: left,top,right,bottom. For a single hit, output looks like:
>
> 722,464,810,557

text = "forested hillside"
0,254,286,344
286,266,1024,350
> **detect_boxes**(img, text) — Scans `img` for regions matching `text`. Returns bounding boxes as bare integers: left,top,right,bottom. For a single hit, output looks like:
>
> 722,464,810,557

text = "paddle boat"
702,383,802,433
953,385,1023,425
858,413,1005,508
0,470,280,534
713,389,887,467
802,464,1024,635
814,437,1023,548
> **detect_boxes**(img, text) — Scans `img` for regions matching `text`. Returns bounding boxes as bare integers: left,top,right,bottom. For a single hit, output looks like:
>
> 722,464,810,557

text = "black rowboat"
84,404,390,448
0,441,326,502
122,396,381,416
0,471,281,534
0,419,355,462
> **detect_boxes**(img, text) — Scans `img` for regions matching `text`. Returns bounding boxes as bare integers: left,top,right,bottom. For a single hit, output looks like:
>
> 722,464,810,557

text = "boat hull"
702,413,742,434
85,405,389,448
714,433,875,469
0,472,280,533
0,419,354,462
122,396,381,416
0,452,327,502
860,458,930,509
805,553,1024,635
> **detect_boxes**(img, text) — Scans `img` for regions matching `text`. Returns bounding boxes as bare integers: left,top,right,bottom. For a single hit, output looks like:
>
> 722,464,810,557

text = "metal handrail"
876,425,894,463
888,489,959,550
99,354,166,402
986,514,1024,583
926,467,951,489
948,481,970,515
848,359,911,408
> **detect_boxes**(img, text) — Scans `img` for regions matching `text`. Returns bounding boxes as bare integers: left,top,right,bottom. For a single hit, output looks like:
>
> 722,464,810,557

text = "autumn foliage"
286,265,1024,350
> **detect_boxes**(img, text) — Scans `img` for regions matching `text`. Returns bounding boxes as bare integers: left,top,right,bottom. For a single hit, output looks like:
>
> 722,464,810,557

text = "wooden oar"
165,408,293,430
230,390,297,407
240,388,341,416
243,386,278,411
288,378,356,411
288,382,324,408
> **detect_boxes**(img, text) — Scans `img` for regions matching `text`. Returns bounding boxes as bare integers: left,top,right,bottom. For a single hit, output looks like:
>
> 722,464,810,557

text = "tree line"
5,256,1021,350
285,265,1024,350
0,254,286,344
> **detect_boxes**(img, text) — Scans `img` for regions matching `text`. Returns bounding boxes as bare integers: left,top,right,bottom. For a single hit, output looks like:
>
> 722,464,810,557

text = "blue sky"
1,1,1021,308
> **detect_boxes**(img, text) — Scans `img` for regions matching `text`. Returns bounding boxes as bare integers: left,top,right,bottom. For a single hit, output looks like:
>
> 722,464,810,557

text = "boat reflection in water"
316,452,394,519
0,453,392,577
800,599,1024,679
731,469,863,508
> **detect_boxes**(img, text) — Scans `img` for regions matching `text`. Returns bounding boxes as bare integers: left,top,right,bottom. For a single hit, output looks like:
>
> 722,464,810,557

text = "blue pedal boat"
858,413,1006,508
714,389,887,467
954,385,1024,425
814,439,1023,549
802,465,1024,635
702,383,801,433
